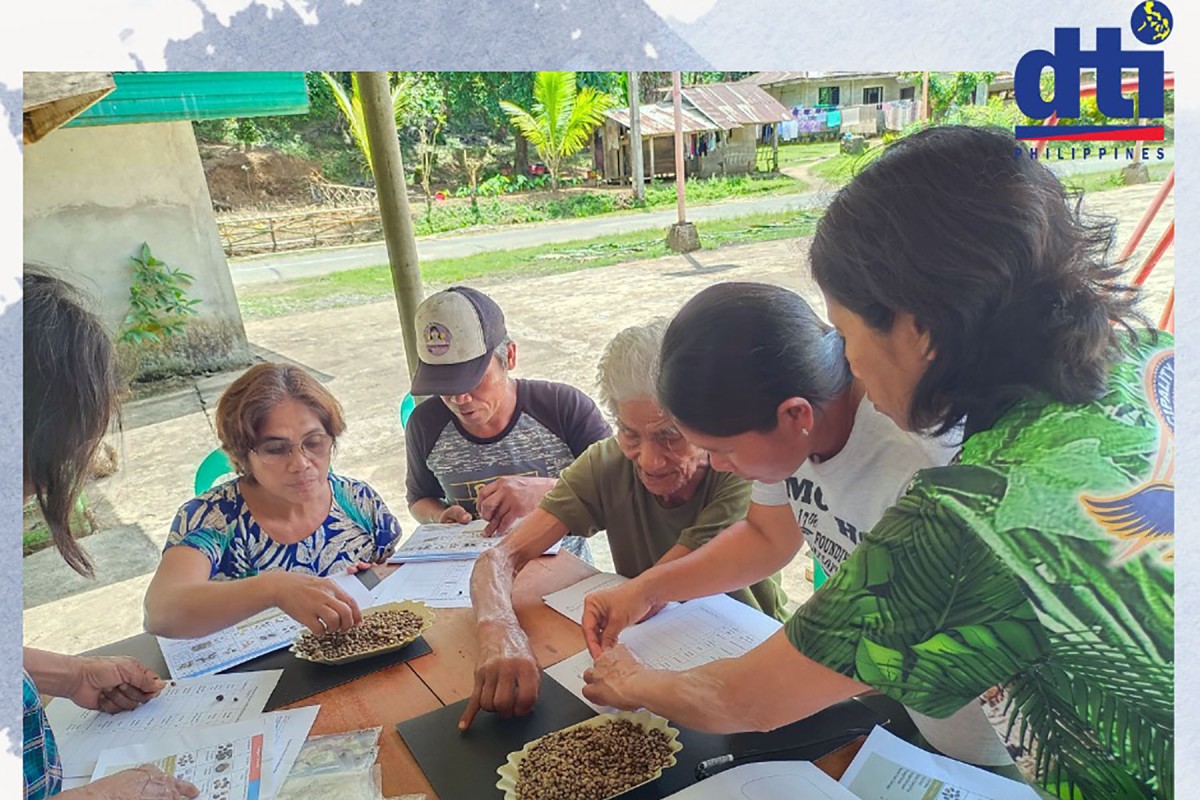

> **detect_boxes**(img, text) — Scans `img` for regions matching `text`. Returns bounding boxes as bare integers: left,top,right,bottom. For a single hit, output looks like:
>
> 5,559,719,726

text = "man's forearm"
471,509,572,631
470,546,524,627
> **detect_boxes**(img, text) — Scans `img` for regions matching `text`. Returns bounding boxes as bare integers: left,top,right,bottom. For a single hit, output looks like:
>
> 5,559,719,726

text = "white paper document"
546,593,782,711
840,727,1041,800
664,761,860,799
46,670,282,780
155,573,369,679
542,572,630,625
91,715,274,800
158,610,304,679
329,571,375,610
370,560,474,607
262,706,321,800
387,519,560,563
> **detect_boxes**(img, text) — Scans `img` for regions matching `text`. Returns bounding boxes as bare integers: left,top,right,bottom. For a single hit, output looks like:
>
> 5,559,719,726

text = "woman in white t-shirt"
582,281,1013,769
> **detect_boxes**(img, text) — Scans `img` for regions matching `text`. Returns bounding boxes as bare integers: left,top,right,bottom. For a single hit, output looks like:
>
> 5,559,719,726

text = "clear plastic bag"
275,770,379,800
288,727,382,776
276,728,384,800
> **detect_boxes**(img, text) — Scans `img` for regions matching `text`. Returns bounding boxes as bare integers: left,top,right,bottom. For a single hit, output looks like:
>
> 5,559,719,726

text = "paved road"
229,150,1174,286
228,191,827,285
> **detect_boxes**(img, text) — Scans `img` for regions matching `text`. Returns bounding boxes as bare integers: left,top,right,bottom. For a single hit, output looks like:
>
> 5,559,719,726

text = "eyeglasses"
252,433,334,463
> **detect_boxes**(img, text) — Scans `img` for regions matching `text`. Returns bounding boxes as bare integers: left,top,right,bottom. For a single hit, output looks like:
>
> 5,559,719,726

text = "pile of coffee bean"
294,609,425,660
513,719,675,800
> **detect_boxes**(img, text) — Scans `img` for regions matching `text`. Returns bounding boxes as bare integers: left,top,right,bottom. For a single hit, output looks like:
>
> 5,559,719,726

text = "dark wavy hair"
23,270,122,578
658,282,852,436
810,125,1145,435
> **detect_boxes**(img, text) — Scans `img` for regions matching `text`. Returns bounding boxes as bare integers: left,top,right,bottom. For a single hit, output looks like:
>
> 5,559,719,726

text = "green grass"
1059,163,1173,195
774,140,840,168
23,523,51,556
413,173,808,237
239,210,821,319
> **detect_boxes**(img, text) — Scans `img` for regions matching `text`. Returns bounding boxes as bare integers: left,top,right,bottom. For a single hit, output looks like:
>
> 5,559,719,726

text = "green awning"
66,71,309,127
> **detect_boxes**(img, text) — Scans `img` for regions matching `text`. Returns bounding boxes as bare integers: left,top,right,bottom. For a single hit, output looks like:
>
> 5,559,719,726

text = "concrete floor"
22,181,1175,655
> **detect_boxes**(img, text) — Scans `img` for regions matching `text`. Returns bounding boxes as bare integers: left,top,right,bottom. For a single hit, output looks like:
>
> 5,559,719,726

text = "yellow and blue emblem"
1132,1,1172,45
1082,349,1173,563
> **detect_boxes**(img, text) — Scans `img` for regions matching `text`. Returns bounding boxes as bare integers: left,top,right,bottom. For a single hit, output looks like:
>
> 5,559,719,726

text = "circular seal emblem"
1131,1,1172,44
424,322,452,357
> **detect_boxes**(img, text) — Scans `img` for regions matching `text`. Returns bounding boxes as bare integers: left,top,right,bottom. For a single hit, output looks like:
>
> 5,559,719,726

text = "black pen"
693,727,875,780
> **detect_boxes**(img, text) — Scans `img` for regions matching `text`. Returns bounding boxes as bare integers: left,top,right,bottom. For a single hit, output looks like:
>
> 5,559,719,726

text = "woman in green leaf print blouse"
581,126,1173,800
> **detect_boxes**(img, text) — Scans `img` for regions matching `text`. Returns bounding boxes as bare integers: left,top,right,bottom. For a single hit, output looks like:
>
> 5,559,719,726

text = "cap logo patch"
424,322,452,356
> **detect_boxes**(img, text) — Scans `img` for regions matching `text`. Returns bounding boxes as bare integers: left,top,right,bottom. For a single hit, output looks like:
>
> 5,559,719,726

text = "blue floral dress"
166,473,401,578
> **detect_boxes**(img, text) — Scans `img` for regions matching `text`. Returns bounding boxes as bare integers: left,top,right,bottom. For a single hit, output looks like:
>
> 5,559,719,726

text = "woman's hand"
268,572,363,635
581,581,665,658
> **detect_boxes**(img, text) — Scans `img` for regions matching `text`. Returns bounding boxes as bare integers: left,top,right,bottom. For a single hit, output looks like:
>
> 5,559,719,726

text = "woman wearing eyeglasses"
143,363,401,639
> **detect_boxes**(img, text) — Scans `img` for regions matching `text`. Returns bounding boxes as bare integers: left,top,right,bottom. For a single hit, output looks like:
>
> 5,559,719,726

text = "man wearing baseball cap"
404,287,610,561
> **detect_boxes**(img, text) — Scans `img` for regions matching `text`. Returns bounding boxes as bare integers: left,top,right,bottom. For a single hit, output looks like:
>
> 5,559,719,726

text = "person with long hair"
23,270,198,800
580,283,1007,768
582,126,1173,800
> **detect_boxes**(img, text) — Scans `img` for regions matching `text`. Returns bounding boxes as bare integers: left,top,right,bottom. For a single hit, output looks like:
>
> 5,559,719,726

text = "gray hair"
596,318,670,417
493,337,514,368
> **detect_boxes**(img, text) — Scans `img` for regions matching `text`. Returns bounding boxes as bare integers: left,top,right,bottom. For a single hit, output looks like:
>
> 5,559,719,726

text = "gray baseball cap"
410,287,508,396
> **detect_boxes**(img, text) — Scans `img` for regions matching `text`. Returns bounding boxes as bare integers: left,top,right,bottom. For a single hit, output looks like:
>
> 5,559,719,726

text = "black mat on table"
397,672,907,799
84,571,432,710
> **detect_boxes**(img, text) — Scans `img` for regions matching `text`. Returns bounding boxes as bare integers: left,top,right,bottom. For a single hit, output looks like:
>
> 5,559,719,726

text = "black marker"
693,727,874,780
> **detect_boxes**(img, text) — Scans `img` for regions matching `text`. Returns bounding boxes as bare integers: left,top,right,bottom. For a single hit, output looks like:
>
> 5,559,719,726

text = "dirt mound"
200,143,324,211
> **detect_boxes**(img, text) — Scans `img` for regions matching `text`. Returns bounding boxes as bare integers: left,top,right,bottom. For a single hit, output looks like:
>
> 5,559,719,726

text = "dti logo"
1013,2,1170,142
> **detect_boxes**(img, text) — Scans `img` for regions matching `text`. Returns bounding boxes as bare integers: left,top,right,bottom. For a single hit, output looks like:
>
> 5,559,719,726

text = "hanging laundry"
826,109,842,128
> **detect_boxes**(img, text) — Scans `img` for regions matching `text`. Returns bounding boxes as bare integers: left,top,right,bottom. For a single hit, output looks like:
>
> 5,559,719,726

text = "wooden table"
281,552,864,798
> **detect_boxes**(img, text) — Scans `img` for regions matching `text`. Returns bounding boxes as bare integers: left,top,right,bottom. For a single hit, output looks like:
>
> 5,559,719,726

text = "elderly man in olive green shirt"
458,319,787,730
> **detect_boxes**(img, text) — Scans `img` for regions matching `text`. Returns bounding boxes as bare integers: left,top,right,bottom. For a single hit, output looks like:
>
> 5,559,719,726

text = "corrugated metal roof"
66,72,309,128
606,102,716,136
608,82,791,134
680,83,790,126
743,70,906,86
739,71,811,86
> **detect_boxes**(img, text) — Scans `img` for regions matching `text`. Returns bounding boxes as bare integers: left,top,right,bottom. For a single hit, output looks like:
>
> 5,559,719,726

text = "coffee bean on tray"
294,609,424,660
514,719,674,800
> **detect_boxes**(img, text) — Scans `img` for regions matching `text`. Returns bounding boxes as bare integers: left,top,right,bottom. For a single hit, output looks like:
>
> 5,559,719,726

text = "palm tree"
320,72,425,177
500,72,615,191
